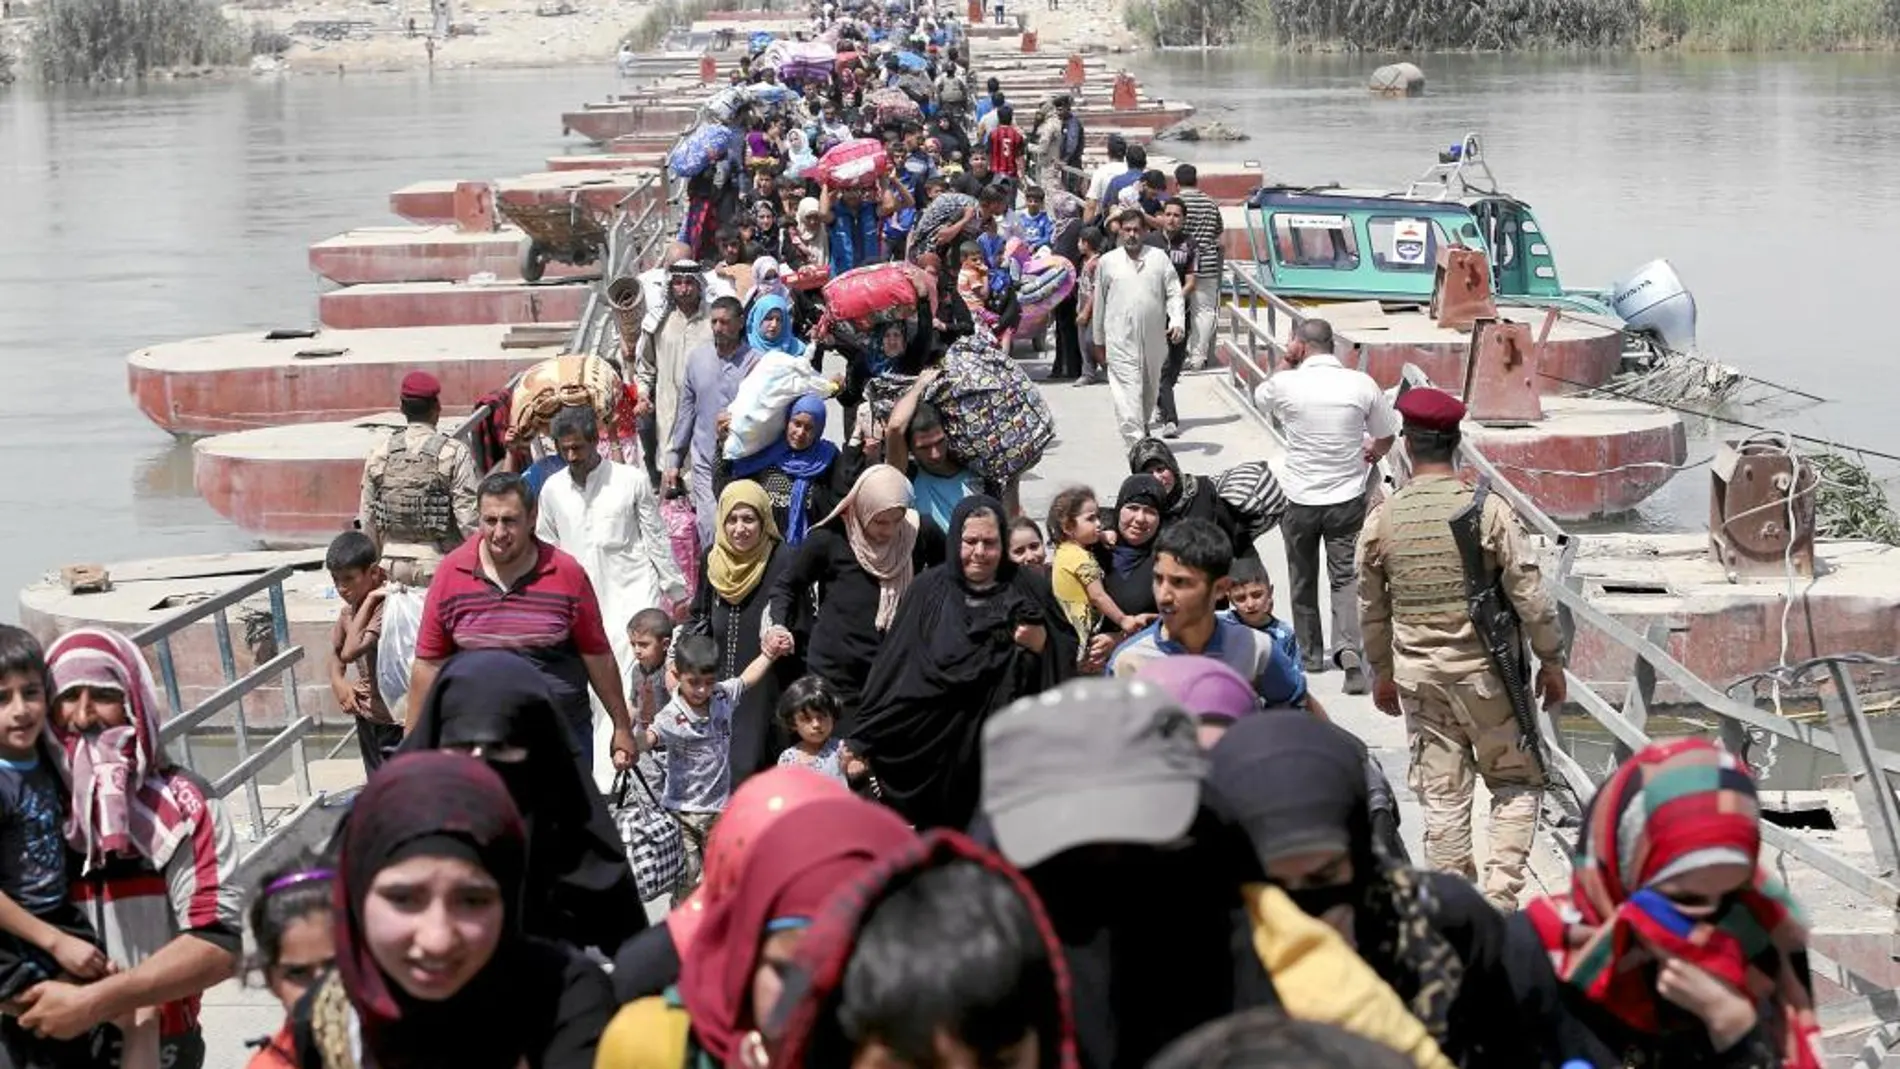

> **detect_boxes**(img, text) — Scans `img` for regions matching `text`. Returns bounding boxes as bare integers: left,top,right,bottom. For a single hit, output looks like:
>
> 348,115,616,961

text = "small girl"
775,675,866,786
1048,486,1153,644
1008,516,1047,573
243,854,336,1069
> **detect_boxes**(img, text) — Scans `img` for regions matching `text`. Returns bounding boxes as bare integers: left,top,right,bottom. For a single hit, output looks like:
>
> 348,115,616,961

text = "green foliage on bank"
621,0,747,52
1130,0,1900,49
32,0,247,81
1643,0,1890,49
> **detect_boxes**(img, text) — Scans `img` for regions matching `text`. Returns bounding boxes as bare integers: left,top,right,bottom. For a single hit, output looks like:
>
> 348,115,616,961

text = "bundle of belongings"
867,327,1055,484
510,354,642,466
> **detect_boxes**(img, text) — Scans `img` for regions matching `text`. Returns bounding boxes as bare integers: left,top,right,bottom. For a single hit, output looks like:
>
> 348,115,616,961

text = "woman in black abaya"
1098,473,1169,622
851,495,1079,831
403,651,647,955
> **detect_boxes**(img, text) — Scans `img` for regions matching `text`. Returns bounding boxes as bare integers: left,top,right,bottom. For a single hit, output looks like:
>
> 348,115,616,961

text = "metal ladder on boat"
1214,262,1900,1064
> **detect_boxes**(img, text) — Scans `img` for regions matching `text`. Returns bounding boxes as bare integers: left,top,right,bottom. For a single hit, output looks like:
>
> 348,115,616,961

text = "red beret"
399,370,441,401
1395,387,1465,432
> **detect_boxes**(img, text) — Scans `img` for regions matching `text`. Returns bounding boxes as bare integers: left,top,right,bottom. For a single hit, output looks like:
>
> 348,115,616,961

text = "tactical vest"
1382,478,1472,625
370,431,455,546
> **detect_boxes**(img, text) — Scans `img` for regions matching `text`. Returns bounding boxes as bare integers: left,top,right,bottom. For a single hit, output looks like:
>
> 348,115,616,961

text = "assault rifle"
1447,478,1550,783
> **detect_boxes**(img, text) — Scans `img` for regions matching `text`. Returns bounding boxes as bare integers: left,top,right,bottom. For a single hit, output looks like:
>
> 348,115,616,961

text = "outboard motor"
1611,259,1698,355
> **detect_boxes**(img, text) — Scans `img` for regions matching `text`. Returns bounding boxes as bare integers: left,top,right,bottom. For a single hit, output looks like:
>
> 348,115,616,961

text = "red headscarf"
332,751,528,1069
669,766,851,957
678,795,917,1063
764,830,1079,1069
45,628,202,874
1524,738,1821,1068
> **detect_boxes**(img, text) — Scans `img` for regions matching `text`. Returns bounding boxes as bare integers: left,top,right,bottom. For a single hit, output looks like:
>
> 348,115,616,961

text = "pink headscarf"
46,629,202,873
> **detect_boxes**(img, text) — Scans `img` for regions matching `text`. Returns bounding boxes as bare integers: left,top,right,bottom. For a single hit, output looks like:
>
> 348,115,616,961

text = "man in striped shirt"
409,472,639,771
1174,164,1225,370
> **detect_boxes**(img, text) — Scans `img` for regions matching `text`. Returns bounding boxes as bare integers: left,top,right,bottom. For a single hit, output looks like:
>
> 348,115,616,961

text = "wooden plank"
105,550,325,586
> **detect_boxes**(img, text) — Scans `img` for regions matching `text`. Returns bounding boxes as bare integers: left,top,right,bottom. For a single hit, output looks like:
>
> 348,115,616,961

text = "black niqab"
403,650,648,955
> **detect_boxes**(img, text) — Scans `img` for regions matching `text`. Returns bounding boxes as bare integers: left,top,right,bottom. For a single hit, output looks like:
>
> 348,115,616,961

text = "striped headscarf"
1524,738,1821,1068
46,628,202,873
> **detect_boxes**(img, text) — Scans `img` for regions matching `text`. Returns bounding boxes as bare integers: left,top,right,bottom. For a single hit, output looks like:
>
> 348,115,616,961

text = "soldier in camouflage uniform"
1355,387,1566,909
356,371,479,585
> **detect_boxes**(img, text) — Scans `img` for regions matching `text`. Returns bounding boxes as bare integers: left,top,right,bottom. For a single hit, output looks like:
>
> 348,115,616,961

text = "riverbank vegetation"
32,0,248,81
621,0,744,51
1129,0,1900,50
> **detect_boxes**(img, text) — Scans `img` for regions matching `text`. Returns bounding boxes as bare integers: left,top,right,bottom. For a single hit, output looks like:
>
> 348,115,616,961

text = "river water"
2,53,1898,614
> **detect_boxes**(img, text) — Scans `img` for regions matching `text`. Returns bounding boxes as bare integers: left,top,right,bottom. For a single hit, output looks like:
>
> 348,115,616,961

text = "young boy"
1008,185,1054,251
626,608,675,794
0,627,145,1069
1107,519,1311,712
641,633,784,897
1218,556,1303,691
326,531,403,775
625,608,675,730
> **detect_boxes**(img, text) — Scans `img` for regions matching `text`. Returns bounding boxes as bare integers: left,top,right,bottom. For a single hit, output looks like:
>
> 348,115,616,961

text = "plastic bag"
668,124,736,180
723,352,835,460
662,495,702,596
375,587,428,715
815,137,891,190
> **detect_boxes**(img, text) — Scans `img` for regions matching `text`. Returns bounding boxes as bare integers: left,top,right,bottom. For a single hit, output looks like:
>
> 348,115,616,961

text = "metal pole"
269,583,311,800
212,609,266,842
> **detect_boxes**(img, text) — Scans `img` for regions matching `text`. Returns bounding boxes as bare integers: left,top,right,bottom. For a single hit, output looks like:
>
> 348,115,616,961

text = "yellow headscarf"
708,480,782,604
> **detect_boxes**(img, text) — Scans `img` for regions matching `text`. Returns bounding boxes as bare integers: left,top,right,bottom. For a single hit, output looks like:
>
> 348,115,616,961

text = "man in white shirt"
1253,319,1397,693
1093,206,1185,448
537,403,688,787
1084,134,1128,223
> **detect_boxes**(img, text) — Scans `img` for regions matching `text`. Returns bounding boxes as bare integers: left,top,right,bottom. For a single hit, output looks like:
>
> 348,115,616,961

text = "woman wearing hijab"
785,196,829,274
762,830,1078,1069
852,496,1079,831
719,395,853,546
679,481,805,783
611,766,847,1002
296,751,614,1069
401,651,647,956
1505,738,1822,1069
1203,712,1523,1069
765,464,941,713
1047,192,1087,381
744,292,806,360
1099,473,1168,622
784,197,831,344
595,796,917,1069
1128,437,1250,556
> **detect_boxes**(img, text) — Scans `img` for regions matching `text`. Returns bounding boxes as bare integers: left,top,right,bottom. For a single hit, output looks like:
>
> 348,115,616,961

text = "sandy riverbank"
245,0,1133,75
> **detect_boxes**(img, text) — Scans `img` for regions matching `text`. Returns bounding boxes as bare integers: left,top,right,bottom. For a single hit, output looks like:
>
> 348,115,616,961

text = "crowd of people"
0,3,1828,1067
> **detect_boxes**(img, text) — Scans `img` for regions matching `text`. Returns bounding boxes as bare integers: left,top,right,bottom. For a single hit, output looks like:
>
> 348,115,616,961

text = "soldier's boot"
1482,785,1541,910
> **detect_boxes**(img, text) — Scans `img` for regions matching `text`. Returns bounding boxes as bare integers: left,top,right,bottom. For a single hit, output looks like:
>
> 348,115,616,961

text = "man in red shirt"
987,104,1027,182
408,471,638,770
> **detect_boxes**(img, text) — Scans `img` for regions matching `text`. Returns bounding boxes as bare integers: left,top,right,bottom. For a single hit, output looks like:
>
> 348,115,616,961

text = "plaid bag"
611,767,683,903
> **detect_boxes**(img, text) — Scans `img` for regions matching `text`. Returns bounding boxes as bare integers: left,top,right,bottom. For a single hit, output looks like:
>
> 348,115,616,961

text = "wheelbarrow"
498,192,613,283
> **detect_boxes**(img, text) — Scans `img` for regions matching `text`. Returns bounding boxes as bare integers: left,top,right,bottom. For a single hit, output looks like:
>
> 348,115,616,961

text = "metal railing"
569,174,676,363
1214,260,1900,1054
135,565,320,865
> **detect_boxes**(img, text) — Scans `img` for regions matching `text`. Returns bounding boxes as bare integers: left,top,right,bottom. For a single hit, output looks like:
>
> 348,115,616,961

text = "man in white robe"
634,261,715,486
1092,206,1185,448
536,403,687,788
